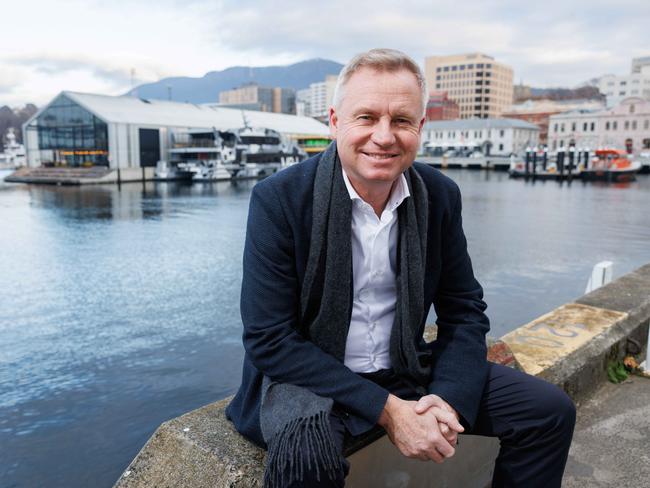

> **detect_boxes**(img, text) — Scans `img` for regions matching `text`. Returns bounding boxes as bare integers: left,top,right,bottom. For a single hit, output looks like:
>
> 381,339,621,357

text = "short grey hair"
332,48,429,116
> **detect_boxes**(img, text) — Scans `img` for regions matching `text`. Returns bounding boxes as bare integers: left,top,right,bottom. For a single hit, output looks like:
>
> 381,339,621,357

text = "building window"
644,138,650,149
630,104,635,114
561,123,565,132
645,120,649,130
632,120,637,130
444,66,449,72
591,122,595,131
583,122,588,131
619,91,626,96
571,122,576,131
606,121,610,130
436,67,441,72
620,81,627,86
554,123,558,133
625,121,629,130
499,130,505,137
499,143,503,151
613,121,617,130
560,140,564,148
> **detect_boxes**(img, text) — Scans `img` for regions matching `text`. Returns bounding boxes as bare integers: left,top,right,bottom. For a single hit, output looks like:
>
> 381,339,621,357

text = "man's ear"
329,106,338,139
418,116,425,134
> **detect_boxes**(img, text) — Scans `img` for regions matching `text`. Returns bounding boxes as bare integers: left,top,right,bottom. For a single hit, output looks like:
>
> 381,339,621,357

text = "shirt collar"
340,167,411,212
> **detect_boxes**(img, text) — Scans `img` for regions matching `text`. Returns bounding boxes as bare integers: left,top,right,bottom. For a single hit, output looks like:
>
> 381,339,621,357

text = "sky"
1,0,649,107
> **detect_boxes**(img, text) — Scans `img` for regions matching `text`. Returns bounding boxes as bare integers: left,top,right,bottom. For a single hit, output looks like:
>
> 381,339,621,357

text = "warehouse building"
22,91,330,168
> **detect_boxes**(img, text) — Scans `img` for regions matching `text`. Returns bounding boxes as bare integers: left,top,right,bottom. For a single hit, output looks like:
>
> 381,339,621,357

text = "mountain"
125,58,344,103
0,104,38,144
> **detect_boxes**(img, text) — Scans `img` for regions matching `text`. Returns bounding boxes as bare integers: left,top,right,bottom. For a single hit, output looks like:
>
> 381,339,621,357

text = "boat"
581,149,641,182
235,127,306,178
155,127,307,182
0,128,26,169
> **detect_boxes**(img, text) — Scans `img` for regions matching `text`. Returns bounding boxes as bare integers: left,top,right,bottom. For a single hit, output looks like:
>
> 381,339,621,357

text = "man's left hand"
414,395,463,445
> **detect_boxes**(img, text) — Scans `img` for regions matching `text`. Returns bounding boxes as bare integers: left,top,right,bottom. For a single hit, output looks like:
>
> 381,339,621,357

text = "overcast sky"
2,0,649,107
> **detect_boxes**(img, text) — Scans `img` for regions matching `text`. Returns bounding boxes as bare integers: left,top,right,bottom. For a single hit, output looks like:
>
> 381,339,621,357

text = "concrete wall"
114,263,650,488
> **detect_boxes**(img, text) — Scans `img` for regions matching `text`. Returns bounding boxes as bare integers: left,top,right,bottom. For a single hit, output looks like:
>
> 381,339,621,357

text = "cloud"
204,0,650,87
1,0,649,105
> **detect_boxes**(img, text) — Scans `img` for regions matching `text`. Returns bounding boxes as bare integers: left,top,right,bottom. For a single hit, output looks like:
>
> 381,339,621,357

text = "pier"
113,264,650,488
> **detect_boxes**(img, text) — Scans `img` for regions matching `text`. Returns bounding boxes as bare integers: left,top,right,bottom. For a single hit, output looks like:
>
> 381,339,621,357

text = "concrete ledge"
115,263,650,487
4,167,155,185
116,399,265,487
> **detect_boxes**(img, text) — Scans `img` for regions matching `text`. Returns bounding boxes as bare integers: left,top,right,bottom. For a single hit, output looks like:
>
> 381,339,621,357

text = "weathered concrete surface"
564,375,650,487
501,303,628,376
347,434,498,488
114,398,266,488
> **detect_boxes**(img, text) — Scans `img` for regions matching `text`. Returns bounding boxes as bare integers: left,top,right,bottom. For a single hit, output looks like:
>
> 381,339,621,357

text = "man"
226,49,575,487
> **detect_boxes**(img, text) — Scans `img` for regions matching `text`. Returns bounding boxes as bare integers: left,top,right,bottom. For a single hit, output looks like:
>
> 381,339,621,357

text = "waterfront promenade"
565,375,650,487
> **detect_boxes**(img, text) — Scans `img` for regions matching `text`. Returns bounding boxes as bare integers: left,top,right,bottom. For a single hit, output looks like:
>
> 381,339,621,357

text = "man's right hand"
377,394,463,463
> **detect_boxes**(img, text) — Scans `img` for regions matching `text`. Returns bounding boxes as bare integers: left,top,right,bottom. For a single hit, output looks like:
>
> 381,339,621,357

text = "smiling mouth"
362,152,398,160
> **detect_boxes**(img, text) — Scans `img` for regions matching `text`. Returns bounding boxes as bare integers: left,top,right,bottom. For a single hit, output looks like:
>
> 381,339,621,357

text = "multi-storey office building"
425,92,460,121
424,53,514,119
422,118,539,156
547,97,650,154
218,83,296,114
598,68,650,107
308,75,338,122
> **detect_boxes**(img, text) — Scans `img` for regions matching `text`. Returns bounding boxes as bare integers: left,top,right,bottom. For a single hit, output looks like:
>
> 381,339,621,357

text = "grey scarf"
261,141,430,487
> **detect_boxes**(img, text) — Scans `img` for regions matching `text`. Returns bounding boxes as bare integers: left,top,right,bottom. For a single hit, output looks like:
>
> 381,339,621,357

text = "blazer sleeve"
240,181,390,425
427,184,490,429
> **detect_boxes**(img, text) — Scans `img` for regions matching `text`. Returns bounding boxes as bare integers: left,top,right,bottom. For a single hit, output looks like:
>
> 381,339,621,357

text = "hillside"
126,58,344,103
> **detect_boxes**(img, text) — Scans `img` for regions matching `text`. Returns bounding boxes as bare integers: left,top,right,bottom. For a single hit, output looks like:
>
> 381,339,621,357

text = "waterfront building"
424,53,514,119
547,97,650,154
22,91,329,168
597,56,650,107
218,83,296,114
502,99,605,145
422,118,539,156
425,92,460,121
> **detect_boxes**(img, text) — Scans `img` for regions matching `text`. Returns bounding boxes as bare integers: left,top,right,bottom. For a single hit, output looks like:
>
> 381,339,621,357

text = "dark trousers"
284,362,576,488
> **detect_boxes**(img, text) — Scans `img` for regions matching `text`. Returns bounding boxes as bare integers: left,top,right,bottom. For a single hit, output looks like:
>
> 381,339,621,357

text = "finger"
414,395,444,414
432,438,455,459
431,408,464,433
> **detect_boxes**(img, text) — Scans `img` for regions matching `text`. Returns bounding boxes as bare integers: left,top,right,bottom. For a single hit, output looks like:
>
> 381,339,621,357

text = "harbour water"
1,168,649,487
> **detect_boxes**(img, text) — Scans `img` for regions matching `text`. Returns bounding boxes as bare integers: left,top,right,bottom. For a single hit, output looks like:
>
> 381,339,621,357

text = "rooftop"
423,118,539,130
36,91,330,138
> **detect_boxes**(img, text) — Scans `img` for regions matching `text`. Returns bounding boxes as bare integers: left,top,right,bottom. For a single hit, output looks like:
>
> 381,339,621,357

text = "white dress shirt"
341,168,410,373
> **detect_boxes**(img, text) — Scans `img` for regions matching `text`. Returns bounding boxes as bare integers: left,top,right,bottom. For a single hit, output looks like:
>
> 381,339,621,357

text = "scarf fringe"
263,410,343,488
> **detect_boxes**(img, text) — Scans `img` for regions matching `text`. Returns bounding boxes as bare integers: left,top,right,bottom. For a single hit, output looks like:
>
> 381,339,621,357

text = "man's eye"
395,118,411,125
357,115,372,121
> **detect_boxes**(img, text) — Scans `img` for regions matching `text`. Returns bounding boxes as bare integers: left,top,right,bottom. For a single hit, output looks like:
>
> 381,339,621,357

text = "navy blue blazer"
226,152,490,447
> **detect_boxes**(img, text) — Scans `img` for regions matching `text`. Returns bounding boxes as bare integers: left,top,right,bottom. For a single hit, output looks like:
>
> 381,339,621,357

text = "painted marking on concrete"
501,303,628,376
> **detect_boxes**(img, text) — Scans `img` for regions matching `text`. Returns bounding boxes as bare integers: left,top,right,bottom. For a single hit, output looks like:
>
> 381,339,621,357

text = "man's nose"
371,118,396,147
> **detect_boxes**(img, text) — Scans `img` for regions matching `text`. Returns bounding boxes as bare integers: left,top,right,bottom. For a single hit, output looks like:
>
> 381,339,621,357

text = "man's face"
329,67,425,192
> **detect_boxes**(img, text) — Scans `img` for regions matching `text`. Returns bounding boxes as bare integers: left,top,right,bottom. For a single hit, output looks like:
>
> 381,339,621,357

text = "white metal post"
585,261,613,294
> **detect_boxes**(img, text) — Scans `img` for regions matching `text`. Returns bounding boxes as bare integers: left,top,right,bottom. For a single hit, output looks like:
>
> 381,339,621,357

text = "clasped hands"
378,393,464,463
